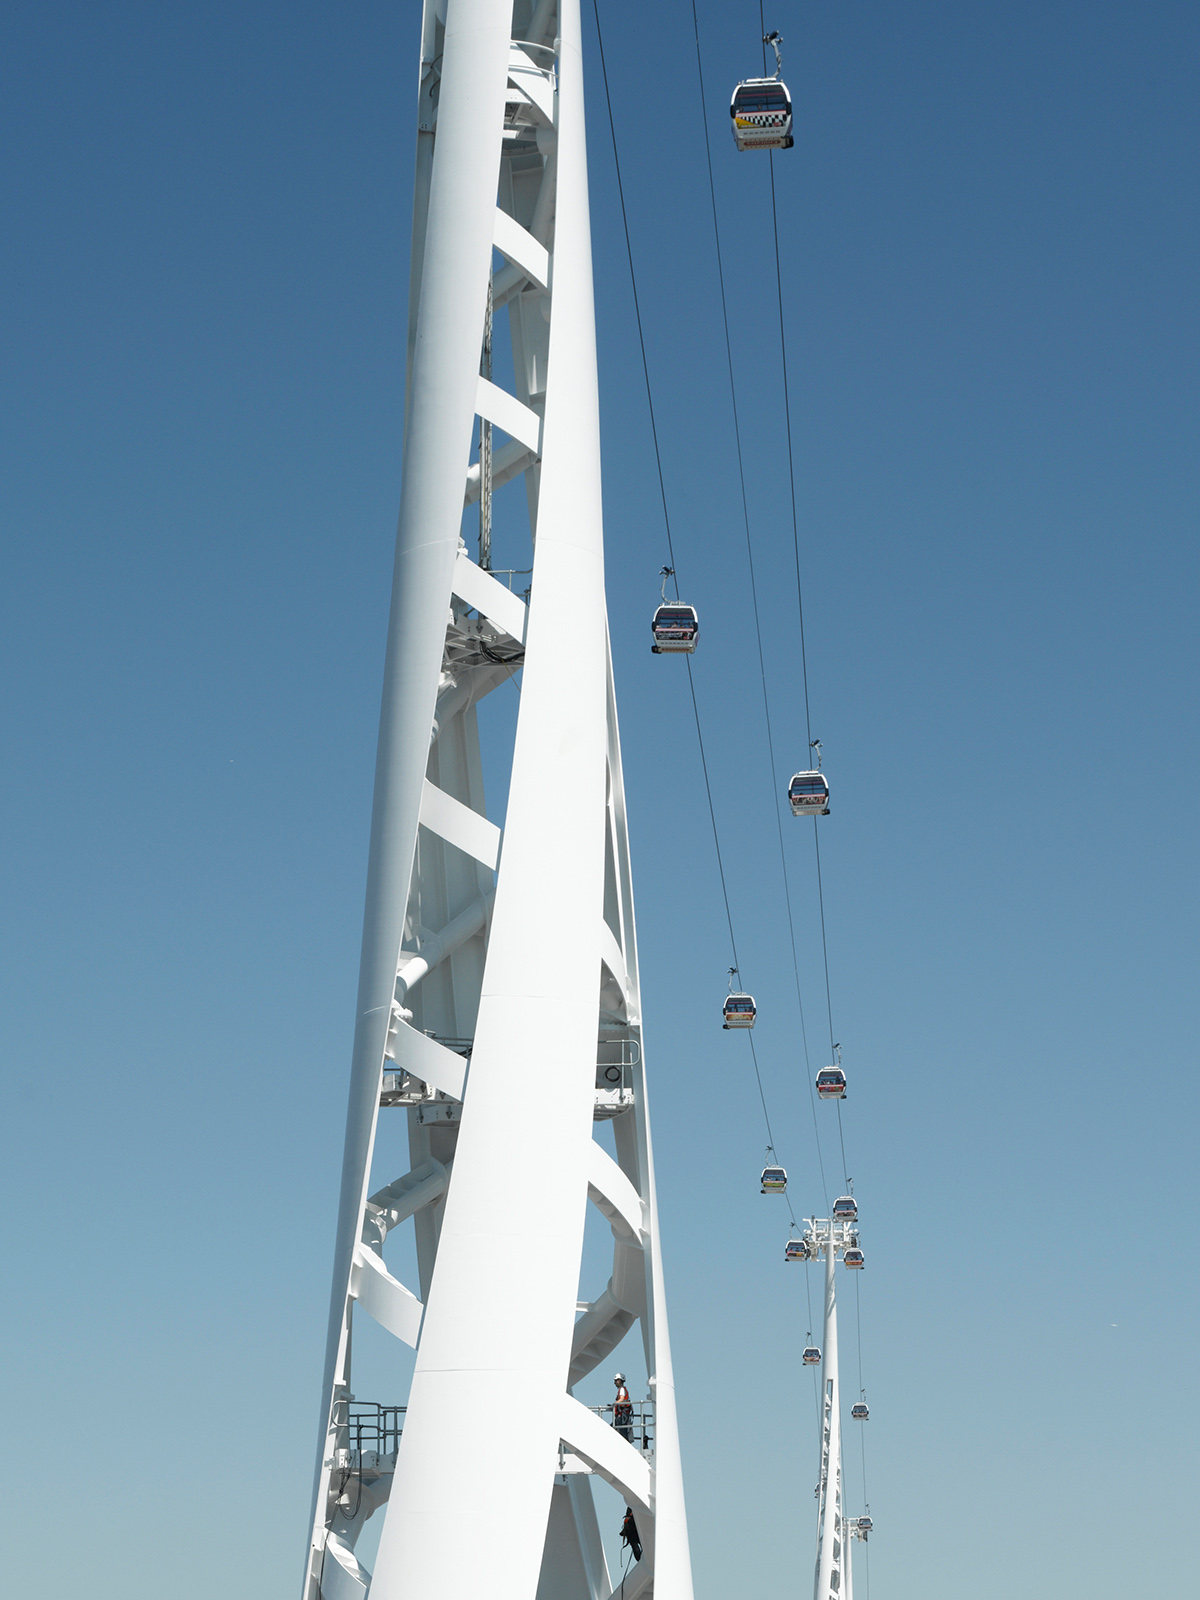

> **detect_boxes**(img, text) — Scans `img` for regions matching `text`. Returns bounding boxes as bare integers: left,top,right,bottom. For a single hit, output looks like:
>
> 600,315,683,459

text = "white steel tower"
806,1219,858,1600
301,3,694,1598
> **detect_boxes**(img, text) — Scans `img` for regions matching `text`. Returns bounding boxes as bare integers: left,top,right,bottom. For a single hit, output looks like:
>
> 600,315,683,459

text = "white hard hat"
614,1372,626,1383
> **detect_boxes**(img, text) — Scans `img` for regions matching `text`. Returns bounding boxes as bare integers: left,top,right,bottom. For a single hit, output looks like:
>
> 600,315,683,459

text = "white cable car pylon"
302,3,694,1598
808,1218,858,1600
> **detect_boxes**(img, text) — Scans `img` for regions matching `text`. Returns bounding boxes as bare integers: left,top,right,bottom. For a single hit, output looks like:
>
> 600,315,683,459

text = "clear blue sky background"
2,1,1197,1596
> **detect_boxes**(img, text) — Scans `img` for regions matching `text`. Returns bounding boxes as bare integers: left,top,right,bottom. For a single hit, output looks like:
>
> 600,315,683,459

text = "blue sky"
2,2,1197,1596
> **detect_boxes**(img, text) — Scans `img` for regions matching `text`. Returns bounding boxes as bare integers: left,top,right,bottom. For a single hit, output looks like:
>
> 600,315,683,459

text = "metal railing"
588,1399,654,1455
339,1396,652,1476
596,1037,640,1071
346,1402,406,1461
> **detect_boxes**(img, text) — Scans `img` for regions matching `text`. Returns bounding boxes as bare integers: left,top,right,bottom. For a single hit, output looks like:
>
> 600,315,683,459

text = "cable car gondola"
784,1236,810,1263
851,1402,870,1422
723,992,756,1028
843,1247,865,1270
650,566,698,654
802,1344,822,1366
788,770,830,816
651,603,699,653
722,968,757,1029
856,1516,873,1536
761,1165,787,1194
832,1194,858,1223
815,1066,847,1100
730,31,794,153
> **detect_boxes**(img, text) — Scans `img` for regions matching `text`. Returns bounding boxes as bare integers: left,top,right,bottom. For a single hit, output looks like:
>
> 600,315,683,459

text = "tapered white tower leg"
372,1,610,1589
301,4,694,1598
814,1233,843,1600
842,1521,853,1600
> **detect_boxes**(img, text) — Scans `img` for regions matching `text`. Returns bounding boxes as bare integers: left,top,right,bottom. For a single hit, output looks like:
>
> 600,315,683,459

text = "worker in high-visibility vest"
613,1373,633,1442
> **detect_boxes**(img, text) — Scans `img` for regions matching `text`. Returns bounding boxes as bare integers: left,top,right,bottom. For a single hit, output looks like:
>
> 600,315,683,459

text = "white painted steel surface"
843,1515,855,1600
809,1220,855,1600
302,3,694,1597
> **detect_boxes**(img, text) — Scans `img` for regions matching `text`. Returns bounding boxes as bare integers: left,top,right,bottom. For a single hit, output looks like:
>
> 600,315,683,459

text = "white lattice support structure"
841,1515,855,1600
301,3,694,1598
808,1220,856,1600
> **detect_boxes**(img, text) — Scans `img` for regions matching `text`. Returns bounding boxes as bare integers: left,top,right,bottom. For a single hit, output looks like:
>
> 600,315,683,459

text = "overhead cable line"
763,141,848,1176
706,0,871,1472
589,0,677,594
688,0,835,1211
748,1,843,1123
592,0,801,1224
855,1273,869,1503
740,0,870,1534
757,0,815,755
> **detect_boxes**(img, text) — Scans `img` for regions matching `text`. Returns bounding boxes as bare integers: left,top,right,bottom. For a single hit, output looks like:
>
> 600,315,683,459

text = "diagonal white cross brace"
303,6,694,1599
419,777,501,870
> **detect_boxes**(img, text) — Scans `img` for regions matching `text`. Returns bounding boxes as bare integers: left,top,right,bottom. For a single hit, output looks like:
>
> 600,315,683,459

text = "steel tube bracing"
302,3,694,1598
814,1236,839,1600
810,1221,849,1600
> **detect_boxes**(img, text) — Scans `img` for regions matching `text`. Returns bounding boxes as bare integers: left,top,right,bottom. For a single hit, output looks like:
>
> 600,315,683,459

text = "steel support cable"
752,13,870,1511
767,171,815,726
812,819,837,1059
688,0,831,1214
749,6,871,1545
753,8,849,1194
751,4,841,1072
762,129,875,1542
756,1,814,748
763,119,841,1072
804,1262,822,1427
592,0,791,1196
590,0,678,594
767,145,845,1069
747,1039,796,1227
684,655,794,1227
834,1102,850,1193
855,1272,869,1510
